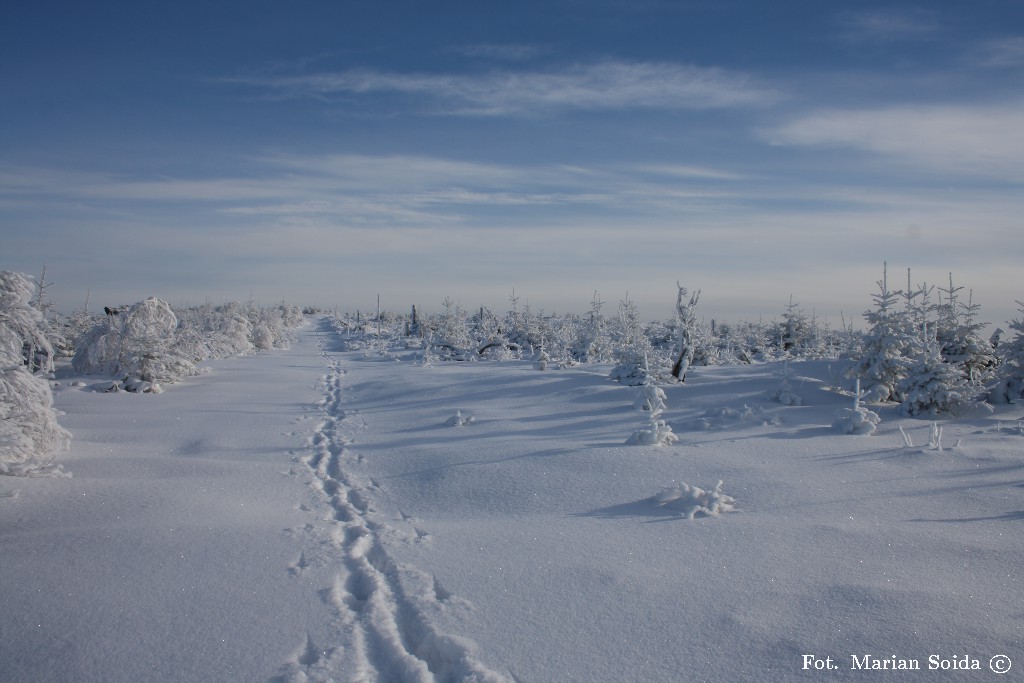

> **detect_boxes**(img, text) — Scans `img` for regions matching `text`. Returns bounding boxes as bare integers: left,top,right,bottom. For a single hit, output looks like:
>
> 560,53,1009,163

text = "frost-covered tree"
575,291,612,363
0,271,70,475
989,301,1024,404
0,271,55,374
832,380,881,435
847,263,915,403
934,275,996,386
900,337,980,417
634,377,667,412
777,295,809,355
73,297,197,386
609,294,653,385
670,283,701,381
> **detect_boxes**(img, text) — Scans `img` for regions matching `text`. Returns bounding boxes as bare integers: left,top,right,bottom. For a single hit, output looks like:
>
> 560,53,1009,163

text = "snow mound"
653,480,738,519
685,404,780,431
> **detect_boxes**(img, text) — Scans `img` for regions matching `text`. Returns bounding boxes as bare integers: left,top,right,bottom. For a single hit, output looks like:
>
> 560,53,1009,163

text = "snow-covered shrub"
446,410,475,427
634,380,667,412
0,271,55,373
990,301,1024,403
935,275,996,385
831,406,880,435
0,271,70,475
574,291,613,363
626,413,678,446
770,363,803,406
0,365,71,475
899,339,980,417
670,284,701,381
200,302,255,359
654,480,738,519
847,264,915,403
610,295,653,385
831,383,880,435
73,297,198,386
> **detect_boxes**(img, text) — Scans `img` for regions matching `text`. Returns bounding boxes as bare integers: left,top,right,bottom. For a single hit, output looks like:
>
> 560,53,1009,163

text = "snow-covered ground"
2,318,1022,682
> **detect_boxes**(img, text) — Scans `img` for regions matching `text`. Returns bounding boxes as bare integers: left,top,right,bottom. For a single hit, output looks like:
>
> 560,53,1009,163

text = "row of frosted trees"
335,288,854,381
1,269,305,476
334,270,1023,419
851,264,1022,415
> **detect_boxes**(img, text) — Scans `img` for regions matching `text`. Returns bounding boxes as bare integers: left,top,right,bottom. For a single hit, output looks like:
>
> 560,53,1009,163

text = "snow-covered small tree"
989,300,1024,403
609,294,653,385
0,271,55,374
654,481,738,518
670,283,701,382
73,297,196,387
847,263,915,403
900,337,980,417
832,380,881,435
575,291,613,363
777,295,809,356
626,412,678,446
0,272,70,475
634,377,668,412
770,362,803,406
934,275,996,386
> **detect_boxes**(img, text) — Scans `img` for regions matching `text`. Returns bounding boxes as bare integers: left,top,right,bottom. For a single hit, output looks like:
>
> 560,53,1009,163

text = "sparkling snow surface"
2,318,1022,682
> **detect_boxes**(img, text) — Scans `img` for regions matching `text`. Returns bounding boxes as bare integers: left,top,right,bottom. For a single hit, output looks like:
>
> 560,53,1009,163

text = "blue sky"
2,1,1022,326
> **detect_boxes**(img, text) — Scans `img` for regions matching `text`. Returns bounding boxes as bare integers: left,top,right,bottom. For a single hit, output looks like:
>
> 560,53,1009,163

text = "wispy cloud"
970,36,1024,67
228,61,779,115
835,8,940,42
452,43,547,62
763,103,1024,181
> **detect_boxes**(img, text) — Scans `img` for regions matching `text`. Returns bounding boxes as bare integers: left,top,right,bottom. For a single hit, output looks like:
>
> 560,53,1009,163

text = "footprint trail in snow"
279,332,510,683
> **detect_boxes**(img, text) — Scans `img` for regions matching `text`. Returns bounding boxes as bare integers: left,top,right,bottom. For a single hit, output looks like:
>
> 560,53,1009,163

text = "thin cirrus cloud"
0,154,745,231
763,104,1024,181
970,36,1024,67
451,42,548,62
231,60,780,115
835,8,940,42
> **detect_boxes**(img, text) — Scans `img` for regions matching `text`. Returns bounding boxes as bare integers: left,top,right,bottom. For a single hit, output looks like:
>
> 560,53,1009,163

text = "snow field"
2,318,1022,682
324,347,1023,681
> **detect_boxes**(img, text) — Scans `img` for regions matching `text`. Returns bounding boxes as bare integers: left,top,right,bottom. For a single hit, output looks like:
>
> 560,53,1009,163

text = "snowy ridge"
280,332,510,683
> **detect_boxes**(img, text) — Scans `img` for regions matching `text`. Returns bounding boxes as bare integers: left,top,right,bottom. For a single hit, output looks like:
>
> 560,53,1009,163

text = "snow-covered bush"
0,364,71,475
990,301,1024,403
831,382,880,435
670,284,701,381
0,271,55,373
654,480,738,518
831,406,880,435
626,412,678,446
73,297,198,386
900,339,980,417
935,275,996,385
770,363,803,406
847,264,915,403
634,380,667,412
0,271,70,475
574,292,613,363
610,295,653,385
